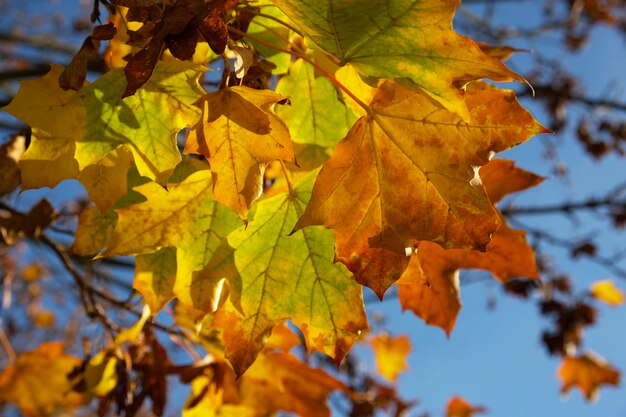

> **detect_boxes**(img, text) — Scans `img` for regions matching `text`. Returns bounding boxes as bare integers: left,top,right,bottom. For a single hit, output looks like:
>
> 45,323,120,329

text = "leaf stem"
227,26,372,115
279,160,294,195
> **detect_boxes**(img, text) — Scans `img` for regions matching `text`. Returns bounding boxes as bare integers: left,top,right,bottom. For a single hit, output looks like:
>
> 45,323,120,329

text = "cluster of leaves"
0,0,624,416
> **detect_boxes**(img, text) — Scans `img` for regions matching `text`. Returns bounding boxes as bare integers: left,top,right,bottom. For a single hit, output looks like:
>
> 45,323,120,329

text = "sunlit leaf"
274,0,524,120
0,342,86,417
297,82,547,297
213,171,367,376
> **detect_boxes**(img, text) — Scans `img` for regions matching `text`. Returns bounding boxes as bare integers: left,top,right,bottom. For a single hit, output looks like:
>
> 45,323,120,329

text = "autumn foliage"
0,0,624,416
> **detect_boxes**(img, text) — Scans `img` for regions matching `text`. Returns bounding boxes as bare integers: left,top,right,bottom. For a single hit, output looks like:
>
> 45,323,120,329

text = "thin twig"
39,234,119,334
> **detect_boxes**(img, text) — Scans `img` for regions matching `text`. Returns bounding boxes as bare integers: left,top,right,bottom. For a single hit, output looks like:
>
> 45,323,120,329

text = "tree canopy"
0,0,625,416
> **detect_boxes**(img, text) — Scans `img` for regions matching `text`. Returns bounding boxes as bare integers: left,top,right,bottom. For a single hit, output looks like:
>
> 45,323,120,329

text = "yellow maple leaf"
186,86,295,218
0,342,86,417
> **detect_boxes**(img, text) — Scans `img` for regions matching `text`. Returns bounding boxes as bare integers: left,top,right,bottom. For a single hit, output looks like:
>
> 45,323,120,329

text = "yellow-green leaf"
276,59,356,147
84,351,118,397
248,0,292,74
77,147,133,212
104,169,240,316
213,171,368,376
134,247,177,313
274,0,524,120
78,60,205,183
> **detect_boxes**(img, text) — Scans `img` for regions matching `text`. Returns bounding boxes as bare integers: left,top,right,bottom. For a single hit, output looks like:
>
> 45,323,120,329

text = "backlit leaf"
446,396,487,417
274,0,523,120
0,135,25,195
276,59,357,147
77,147,133,212
397,159,542,333
2,66,83,189
213,171,368,376
186,86,294,218
104,169,241,316
79,60,205,183
134,247,177,313
247,0,292,74
590,280,625,306
84,351,119,397
297,81,547,297
0,342,86,417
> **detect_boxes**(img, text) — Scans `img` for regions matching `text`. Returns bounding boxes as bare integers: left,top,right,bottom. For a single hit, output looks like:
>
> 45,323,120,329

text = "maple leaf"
78,59,205,183
0,342,86,417
72,206,117,256
370,334,411,382
186,86,294,218
3,61,205,198
238,350,350,417
397,159,543,333
296,81,547,297
2,66,83,189
274,0,524,120
557,352,621,401
104,167,241,316
446,396,487,417
212,171,368,376
276,58,357,147
590,280,625,306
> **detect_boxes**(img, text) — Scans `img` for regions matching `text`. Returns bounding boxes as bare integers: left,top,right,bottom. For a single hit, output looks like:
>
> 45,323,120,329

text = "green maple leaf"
276,59,356,147
274,0,524,120
78,60,206,183
213,171,368,376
